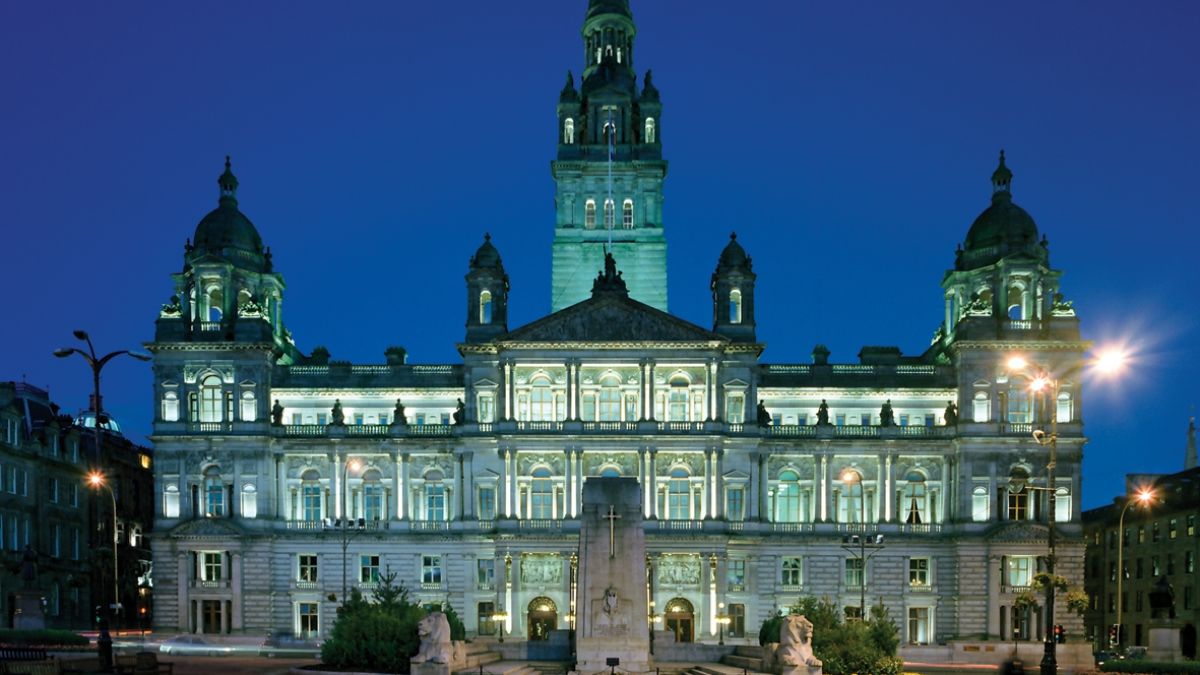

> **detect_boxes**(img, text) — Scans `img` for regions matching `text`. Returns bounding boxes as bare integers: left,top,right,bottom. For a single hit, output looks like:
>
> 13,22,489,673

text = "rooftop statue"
879,400,895,427
271,400,284,426
756,400,772,427
330,399,345,426
944,401,958,426
393,399,407,425
453,399,466,426
817,400,830,426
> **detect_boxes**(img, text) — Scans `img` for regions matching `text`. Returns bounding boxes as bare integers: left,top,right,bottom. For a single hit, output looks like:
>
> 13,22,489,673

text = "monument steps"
454,660,536,675
689,663,771,675
524,661,573,675
719,654,764,671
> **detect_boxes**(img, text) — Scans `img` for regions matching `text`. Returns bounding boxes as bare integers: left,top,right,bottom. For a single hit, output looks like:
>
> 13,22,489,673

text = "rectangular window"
1186,551,1194,574
899,413,909,427
909,558,930,587
478,487,496,520
422,555,442,585
728,603,746,638
835,414,846,427
49,477,59,504
70,483,78,507
292,413,302,425
298,554,318,583
298,602,319,638
1007,556,1034,587
71,529,79,560
477,559,495,589
1153,522,1161,542
1167,555,1175,575
316,413,328,426
477,394,494,424
1188,515,1196,537
360,555,380,584
781,557,803,587
478,602,496,636
51,524,61,558
924,414,936,427
726,488,745,522
845,558,864,588
971,486,989,522
1138,526,1145,543
1169,518,1178,539
353,413,364,426
728,559,746,591
1137,558,1144,579
908,607,931,645
202,552,223,582
164,487,180,518
725,394,744,423
860,414,871,426
1007,492,1028,520
1152,556,1161,576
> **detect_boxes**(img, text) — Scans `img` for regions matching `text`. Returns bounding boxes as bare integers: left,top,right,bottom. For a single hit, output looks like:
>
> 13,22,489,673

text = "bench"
115,652,173,675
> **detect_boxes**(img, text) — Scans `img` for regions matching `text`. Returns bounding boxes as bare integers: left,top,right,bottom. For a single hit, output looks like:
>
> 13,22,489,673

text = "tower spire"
218,155,239,204
991,149,1012,196
1187,416,1197,470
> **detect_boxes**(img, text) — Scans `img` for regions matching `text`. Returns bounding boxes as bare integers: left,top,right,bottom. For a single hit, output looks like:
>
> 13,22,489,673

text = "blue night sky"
1,2,1196,508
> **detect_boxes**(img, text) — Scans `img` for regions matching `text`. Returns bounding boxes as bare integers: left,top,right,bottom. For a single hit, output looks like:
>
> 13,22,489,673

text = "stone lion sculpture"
411,611,453,664
778,614,822,670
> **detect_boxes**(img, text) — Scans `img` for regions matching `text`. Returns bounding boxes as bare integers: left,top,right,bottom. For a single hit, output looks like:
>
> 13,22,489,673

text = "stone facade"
147,0,1092,654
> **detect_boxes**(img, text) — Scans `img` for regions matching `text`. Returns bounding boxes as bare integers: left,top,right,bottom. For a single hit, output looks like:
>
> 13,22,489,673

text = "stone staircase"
687,664,771,675
717,645,768,674
455,661,536,675
525,661,572,675
455,640,505,673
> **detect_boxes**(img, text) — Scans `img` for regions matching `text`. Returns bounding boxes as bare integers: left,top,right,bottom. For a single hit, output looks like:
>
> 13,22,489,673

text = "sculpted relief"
657,554,701,586
520,554,562,586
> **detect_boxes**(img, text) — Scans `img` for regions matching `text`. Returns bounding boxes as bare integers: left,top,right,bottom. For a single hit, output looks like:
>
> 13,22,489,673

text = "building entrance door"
527,597,557,641
201,600,222,634
664,597,694,643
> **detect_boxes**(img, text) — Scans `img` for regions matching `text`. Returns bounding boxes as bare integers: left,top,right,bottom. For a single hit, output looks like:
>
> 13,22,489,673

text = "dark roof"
586,0,632,21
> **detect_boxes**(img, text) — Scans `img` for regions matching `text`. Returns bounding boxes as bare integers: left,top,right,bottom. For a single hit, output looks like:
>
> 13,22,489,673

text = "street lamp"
492,610,508,643
840,469,884,620
340,459,362,606
716,602,730,645
1005,349,1125,675
1115,488,1155,648
54,330,149,672
87,473,119,621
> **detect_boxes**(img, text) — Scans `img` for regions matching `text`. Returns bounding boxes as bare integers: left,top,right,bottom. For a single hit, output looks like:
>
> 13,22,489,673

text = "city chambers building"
147,0,1091,655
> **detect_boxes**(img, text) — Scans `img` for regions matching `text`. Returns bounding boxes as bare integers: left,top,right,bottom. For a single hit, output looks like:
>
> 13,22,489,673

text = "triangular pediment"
504,293,725,344
168,517,245,538
985,521,1049,543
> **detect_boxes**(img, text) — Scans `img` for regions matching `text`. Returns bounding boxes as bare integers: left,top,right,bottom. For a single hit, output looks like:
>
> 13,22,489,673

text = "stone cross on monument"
574,477,649,674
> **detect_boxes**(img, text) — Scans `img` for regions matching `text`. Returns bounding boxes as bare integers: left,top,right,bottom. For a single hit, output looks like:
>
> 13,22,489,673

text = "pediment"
985,521,1049,543
723,470,750,481
504,293,724,344
168,518,246,538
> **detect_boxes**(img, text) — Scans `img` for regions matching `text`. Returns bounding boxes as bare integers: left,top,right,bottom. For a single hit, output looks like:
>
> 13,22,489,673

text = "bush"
0,629,89,646
758,598,900,675
1100,662,1200,674
320,570,428,674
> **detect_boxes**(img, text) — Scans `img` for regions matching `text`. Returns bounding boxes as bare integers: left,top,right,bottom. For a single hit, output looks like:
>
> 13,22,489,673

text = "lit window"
776,470,802,523
529,378,554,422
422,555,443,585
909,558,930,587
598,376,622,421
645,117,656,143
480,290,493,324
563,117,575,145
729,289,742,324
668,377,689,422
161,391,179,422
1056,391,1072,423
301,470,322,522
362,470,384,521
298,554,318,582
199,376,223,423
240,390,256,422
667,468,691,520
298,602,319,638
240,483,257,519
202,551,223,582
424,471,445,521
163,485,180,518
585,200,596,229
1054,487,1071,523
622,199,634,229
845,558,864,587
203,469,225,517
973,391,990,423
359,555,380,584
530,468,554,519
971,485,989,522
781,557,803,587
604,198,615,229
1007,555,1034,587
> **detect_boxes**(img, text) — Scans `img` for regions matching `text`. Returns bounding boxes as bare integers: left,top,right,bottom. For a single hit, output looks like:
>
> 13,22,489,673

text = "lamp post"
54,330,149,671
1005,349,1125,675
717,602,730,645
340,459,362,606
87,473,119,626
839,470,883,619
1115,489,1155,648
493,610,508,643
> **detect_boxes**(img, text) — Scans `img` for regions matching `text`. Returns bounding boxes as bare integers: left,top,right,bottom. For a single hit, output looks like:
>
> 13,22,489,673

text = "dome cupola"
963,150,1039,254
191,156,267,270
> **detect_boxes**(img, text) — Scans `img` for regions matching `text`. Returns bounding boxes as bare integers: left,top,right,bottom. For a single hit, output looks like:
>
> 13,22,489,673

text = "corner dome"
716,232,751,271
191,157,265,261
964,151,1038,250
586,0,631,21
469,233,504,271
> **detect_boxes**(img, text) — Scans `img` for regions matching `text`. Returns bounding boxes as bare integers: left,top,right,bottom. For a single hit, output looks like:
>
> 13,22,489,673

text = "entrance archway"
1182,624,1196,660
527,596,557,641
664,597,694,643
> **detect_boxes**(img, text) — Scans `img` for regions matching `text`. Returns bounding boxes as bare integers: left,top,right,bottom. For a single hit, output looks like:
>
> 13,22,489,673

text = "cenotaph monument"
575,477,649,673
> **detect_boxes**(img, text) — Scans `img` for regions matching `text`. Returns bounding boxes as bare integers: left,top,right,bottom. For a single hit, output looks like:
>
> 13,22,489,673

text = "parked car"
1094,650,1122,667
260,632,321,658
159,635,234,657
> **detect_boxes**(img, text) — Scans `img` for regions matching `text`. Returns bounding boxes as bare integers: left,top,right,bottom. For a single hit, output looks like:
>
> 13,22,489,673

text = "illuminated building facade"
147,0,1092,657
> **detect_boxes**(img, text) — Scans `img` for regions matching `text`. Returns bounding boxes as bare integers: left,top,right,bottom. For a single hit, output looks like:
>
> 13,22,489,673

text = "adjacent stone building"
147,0,1093,657
1082,421,1199,658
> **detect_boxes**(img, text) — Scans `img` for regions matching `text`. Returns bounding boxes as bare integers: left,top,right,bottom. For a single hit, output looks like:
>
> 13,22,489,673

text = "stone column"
509,449,520,519
704,448,714,519
177,552,189,632
503,360,513,421
333,450,343,519
400,454,410,520
714,449,725,519
641,360,651,420
498,448,510,518
819,455,829,522
463,452,475,519
648,362,657,420
566,360,576,420
564,447,574,517
230,552,243,630
276,454,287,521
748,451,760,521
758,453,769,520
649,450,659,519
392,452,402,521
884,454,894,522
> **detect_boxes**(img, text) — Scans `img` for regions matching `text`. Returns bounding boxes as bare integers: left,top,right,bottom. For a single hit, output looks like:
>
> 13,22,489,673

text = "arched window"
203,468,224,517
622,199,634,229
729,289,743,324
903,471,927,525
240,389,257,422
206,286,223,322
301,470,322,522
604,198,615,229
530,377,554,422
1007,383,1031,423
777,470,801,523
362,469,384,521
1056,390,1073,424
668,377,689,422
840,470,864,523
585,200,597,229
563,117,575,145
424,470,446,521
199,376,223,423
645,117,656,143
600,466,621,478
971,485,989,522
480,290,493,324
530,468,554,519
240,483,258,519
161,391,179,422
973,391,991,423
599,375,621,421
1055,487,1072,523
163,484,180,518
668,468,691,520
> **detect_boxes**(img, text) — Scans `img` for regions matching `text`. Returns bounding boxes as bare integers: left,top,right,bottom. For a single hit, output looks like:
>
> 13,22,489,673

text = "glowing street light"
1115,488,1156,647
340,458,364,605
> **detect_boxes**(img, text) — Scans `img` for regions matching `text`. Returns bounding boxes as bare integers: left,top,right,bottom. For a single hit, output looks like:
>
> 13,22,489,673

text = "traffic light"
1053,624,1065,643
1109,624,1119,646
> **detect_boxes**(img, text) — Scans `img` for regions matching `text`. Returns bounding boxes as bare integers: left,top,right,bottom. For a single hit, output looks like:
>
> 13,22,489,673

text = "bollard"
97,616,114,673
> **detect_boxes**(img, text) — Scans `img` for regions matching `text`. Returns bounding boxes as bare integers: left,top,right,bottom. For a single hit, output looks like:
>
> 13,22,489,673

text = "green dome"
470,233,504,271
717,232,751,271
192,157,265,259
964,192,1038,250
586,0,631,21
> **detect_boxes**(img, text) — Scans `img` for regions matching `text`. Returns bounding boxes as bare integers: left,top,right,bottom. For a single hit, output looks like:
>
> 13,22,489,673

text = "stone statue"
603,586,618,615
271,400,284,426
944,401,958,426
330,399,345,426
453,399,466,426
1148,576,1175,620
411,611,453,665
160,295,182,317
20,546,38,589
817,400,830,426
778,614,822,671
394,399,407,425
756,400,772,427
879,400,895,427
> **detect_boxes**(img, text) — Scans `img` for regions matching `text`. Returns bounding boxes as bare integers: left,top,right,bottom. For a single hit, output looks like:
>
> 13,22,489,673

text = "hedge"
1100,661,1200,674
0,629,90,646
